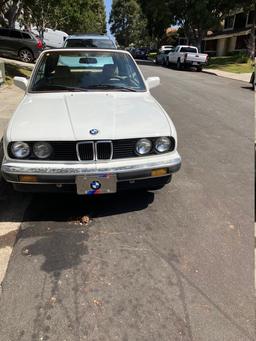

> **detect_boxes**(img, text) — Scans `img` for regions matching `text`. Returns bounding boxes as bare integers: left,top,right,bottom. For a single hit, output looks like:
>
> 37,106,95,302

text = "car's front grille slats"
8,138,175,161
77,142,94,161
96,141,113,160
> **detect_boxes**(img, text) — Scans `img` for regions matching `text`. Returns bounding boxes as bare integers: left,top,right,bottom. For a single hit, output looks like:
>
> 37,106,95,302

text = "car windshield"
180,47,198,53
65,38,115,49
30,50,146,92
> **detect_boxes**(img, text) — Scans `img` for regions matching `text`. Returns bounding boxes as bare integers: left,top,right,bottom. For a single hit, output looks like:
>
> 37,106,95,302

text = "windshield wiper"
34,84,88,92
87,84,137,92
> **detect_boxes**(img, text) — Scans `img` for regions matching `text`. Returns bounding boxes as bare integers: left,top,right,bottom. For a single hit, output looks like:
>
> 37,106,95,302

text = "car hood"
8,92,172,141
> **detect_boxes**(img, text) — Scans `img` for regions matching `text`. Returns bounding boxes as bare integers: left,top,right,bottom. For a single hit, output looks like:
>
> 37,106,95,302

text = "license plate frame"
193,61,198,65
76,174,117,195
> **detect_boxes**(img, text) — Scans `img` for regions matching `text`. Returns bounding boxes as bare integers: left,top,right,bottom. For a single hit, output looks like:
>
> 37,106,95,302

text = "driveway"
0,66,254,341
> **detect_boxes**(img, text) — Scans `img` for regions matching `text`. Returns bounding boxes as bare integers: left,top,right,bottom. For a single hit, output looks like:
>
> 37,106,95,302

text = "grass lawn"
205,55,253,74
4,62,32,85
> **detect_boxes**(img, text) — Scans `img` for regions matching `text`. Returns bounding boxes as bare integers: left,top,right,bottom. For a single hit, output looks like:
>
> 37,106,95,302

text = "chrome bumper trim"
2,154,181,177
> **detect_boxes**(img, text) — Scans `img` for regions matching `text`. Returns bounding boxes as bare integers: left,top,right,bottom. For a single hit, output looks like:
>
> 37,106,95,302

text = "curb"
202,69,251,83
0,57,34,71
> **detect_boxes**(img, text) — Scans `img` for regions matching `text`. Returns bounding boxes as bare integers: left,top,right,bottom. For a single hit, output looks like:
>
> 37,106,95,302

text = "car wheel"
176,59,181,70
196,66,202,72
166,59,170,68
19,49,34,63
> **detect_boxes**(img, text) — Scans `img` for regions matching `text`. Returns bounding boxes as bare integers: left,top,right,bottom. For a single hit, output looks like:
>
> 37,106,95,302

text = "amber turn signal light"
19,175,38,182
151,168,167,177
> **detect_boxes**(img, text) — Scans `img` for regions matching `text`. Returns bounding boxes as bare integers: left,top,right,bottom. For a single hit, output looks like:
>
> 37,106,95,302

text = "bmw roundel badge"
90,181,101,190
90,128,99,135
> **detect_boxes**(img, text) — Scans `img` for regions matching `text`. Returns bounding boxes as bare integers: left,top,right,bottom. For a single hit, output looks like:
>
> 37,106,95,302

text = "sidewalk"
0,85,24,288
203,68,252,83
0,85,23,137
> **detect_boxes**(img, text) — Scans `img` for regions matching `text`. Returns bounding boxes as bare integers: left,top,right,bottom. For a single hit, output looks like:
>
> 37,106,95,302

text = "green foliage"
139,0,174,42
109,0,149,47
1,0,106,34
139,0,254,50
57,0,106,34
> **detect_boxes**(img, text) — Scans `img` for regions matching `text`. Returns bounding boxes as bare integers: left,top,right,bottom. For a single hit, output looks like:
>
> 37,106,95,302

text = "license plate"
193,62,198,65
76,174,117,195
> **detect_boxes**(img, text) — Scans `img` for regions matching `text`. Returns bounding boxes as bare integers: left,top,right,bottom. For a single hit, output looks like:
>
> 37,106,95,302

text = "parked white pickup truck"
167,45,208,71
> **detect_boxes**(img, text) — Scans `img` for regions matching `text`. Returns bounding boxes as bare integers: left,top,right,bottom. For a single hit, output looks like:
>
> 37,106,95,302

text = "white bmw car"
0,49,181,195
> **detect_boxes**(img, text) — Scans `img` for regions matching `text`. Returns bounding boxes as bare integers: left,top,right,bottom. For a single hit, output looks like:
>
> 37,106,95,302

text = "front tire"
19,48,34,63
176,59,181,70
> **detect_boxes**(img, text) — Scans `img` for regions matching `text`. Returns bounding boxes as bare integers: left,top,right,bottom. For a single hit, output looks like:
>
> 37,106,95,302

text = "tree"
168,0,254,51
247,1,256,61
57,0,106,34
21,0,62,35
1,0,106,34
0,0,23,28
139,0,174,45
109,0,149,47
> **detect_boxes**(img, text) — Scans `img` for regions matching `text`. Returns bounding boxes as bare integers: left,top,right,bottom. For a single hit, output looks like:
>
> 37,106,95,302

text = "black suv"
0,28,44,63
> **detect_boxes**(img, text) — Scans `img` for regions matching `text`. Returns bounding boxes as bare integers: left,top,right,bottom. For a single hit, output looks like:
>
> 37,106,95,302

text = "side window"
33,61,46,85
10,30,22,39
0,29,10,37
22,32,32,39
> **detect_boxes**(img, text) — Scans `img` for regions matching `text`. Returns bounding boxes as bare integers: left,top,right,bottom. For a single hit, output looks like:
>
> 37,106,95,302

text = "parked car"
155,48,174,65
167,45,208,71
0,48,181,194
131,48,148,60
32,28,68,48
0,28,44,63
64,34,116,49
159,45,173,52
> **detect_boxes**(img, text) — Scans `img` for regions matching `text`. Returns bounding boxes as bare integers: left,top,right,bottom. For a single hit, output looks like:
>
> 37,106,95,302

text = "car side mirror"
14,76,28,91
146,77,160,89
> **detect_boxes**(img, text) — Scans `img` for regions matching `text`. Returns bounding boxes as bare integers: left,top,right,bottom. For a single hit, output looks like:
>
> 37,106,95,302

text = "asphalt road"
0,65,254,341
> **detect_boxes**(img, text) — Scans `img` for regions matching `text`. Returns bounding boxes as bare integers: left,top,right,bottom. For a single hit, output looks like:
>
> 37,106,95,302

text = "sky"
104,0,112,36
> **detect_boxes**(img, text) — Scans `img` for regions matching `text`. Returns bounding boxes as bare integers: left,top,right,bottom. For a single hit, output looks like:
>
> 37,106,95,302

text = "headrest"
54,66,71,77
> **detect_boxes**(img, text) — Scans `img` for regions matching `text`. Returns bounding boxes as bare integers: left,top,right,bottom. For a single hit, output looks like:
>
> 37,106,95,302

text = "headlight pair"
135,137,172,156
11,141,52,159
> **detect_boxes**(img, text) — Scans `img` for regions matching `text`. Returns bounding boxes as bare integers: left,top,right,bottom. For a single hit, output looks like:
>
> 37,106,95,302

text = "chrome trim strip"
7,174,171,185
2,155,181,176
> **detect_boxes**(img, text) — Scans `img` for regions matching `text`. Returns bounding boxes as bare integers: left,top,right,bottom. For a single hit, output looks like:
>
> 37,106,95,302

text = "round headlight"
33,142,52,159
155,137,171,153
11,142,30,159
135,139,152,155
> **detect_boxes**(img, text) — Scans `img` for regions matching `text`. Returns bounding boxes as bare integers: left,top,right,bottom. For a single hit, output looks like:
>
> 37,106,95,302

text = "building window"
224,16,235,30
234,12,247,29
246,11,255,26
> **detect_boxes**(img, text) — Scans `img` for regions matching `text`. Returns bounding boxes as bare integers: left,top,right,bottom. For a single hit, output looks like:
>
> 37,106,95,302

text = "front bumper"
1,152,181,190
